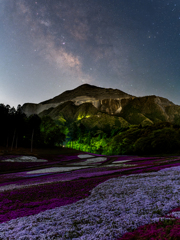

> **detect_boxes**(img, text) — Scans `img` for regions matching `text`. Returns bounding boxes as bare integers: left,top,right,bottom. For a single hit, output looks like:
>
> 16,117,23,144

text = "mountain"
40,83,134,104
119,95,178,126
22,84,134,117
22,84,180,128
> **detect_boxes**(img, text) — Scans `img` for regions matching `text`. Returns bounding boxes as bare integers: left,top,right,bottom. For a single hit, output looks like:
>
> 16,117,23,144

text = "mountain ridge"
22,84,180,128
22,84,135,116
40,83,134,104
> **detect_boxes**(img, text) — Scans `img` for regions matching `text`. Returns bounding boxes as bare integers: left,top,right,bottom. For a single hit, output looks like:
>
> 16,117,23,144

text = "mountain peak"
22,84,135,116
74,83,103,90
40,84,134,105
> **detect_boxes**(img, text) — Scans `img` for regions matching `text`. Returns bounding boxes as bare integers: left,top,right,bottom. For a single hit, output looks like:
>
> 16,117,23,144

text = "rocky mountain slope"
22,84,180,128
22,84,134,117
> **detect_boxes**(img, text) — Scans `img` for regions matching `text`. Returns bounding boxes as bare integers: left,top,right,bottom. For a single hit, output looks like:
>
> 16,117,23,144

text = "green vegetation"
1,103,180,155
80,113,130,130
66,121,180,156
39,116,66,147
105,122,180,155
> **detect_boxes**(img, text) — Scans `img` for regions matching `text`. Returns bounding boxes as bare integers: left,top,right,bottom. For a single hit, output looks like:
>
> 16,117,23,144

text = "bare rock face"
22,103,60,117
22,84,134,117
21,83,180,126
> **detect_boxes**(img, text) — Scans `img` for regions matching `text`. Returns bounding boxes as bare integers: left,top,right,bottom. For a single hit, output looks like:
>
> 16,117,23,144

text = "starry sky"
1,0,180,108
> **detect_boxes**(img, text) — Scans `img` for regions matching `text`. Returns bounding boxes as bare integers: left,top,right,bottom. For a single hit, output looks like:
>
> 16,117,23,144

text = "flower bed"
118,218,180,240
1,154,180,239
0,165,180,239
0,174,116,224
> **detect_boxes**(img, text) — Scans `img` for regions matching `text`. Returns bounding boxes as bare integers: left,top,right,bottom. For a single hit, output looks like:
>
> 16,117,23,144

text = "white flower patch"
2,159,16,162
167,211,180,218
19,156,37,161
109,159,137,168
112,160,131,163
2,156,48,162
77,154,95,158
151,217,176,222
0,183,41,192
104,164,137,167
26,166,92,174
0,184,17,192
69,157,107,165
0,180,68,192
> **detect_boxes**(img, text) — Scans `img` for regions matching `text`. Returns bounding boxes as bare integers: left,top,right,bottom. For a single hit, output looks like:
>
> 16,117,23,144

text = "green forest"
1,103,180,155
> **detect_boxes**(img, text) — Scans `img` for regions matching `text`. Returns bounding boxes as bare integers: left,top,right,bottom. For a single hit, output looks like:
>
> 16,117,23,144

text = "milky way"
1,0,180,107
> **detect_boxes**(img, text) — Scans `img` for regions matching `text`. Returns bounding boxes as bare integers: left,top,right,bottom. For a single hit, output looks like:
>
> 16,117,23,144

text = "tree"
27,114,41,152
133,136,153,154
43,126,66,147
87,131,92,145
68,122,79,141
102,123,112,138
0,104,9,146
110,127,121,138
150,128,180,154
133,127,180,154
9,107,17,151
13,105,27,149
40,116,66,147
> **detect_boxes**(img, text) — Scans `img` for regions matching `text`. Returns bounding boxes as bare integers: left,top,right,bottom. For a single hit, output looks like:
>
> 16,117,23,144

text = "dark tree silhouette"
0,104,9,146
14,105,27,148
9,107,17,151
27,114,41,152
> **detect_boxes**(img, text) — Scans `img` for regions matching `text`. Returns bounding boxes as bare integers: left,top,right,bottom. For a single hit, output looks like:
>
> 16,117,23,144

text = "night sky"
1,0,180,108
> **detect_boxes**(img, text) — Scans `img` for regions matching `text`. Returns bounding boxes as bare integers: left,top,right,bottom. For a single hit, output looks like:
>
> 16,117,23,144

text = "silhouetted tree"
0,104,9,146
5,105,11,148
14,105,27,148
27,114,41,152
9,107,17,151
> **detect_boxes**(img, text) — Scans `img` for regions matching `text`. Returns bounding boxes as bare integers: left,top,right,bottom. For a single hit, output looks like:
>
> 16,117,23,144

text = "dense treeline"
66,121,180,155
0,104,66,151
105,122,180,155
1,103,180,155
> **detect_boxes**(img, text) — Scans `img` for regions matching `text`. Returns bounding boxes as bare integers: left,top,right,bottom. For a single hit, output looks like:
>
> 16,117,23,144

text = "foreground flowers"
1,165,180,239
118,218,180,240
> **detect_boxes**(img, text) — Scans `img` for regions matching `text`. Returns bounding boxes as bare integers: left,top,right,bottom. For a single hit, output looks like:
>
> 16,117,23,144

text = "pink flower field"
1,153,180,239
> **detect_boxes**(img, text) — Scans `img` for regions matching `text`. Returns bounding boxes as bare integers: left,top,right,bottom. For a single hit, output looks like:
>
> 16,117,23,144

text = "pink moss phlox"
118,219,180,240
2,153,180,236
0,174,116,224
53,154,82,161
